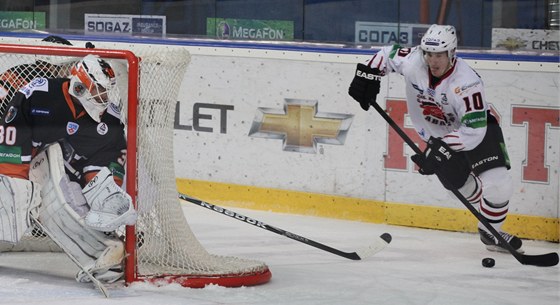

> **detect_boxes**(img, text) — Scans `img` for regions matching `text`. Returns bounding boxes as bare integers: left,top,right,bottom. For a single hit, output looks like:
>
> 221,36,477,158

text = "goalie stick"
178,193,392,260
368,99,559,267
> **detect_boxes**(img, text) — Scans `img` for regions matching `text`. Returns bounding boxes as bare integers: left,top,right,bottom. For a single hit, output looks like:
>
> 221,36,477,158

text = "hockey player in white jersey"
348,24,522,253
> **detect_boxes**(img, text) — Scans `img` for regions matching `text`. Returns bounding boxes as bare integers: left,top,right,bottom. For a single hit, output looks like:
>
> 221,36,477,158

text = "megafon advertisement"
0,11,45,30
207,18,294,41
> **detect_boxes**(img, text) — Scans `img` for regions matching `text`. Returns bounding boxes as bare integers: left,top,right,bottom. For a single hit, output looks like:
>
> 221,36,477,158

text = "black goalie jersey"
0,77,126,186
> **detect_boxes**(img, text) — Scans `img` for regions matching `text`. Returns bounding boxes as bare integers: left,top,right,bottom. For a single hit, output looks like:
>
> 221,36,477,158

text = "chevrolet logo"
248,99,353,153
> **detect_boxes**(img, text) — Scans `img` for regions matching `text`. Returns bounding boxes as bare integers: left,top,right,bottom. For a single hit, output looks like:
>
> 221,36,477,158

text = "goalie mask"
420,24,457,65
69,55,119,122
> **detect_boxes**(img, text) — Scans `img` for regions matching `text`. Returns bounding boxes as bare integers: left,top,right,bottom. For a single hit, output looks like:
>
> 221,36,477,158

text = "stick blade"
355,233,392,260
521,252,559,267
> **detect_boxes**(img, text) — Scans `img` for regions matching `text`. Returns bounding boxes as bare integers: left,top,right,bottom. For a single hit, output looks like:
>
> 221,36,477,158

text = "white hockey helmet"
420,24,457,64
69,55,118,122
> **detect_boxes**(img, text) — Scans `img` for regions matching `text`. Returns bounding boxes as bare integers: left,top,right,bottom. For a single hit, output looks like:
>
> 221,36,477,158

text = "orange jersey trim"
0,163,30,179
63,81,87,120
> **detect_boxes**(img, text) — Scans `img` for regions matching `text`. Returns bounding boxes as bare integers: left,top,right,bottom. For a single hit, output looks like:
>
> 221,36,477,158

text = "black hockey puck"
482,257,495,268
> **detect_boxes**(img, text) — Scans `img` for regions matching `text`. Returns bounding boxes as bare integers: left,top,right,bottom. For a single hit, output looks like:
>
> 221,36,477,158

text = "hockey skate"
76,239,125,284
478,227,523,253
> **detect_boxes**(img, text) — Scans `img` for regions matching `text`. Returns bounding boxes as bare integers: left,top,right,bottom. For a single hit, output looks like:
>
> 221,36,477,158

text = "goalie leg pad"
30,143,126,282
0,175,41,243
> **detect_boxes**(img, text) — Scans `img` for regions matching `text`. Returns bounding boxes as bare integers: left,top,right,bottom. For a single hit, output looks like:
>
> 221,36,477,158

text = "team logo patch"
19,77,49,98
440,93,448,105
66,122,80,135
5,106,17,123
29,78,47,87
97,122,108,135
72,83,86,97
427,87,436,97
19,86,32,98
107,102,122,119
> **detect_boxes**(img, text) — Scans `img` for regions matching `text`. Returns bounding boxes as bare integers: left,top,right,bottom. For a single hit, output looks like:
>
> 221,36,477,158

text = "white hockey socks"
457,173,483,208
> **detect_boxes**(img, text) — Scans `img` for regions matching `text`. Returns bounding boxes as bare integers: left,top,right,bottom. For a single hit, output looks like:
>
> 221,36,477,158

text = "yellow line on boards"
176,178,559,242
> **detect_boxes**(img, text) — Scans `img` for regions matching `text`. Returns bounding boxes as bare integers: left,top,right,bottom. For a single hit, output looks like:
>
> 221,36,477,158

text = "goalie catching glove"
348,63,382,111
411,137,471,190
82,167,137,232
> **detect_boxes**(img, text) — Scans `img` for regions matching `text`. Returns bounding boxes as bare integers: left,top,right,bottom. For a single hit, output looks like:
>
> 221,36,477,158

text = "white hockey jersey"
366,45,488,151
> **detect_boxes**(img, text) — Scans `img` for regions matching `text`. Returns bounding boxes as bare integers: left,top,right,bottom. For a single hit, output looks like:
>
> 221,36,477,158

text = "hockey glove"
348,63,382,111
82,167,137,232
411,137,471,190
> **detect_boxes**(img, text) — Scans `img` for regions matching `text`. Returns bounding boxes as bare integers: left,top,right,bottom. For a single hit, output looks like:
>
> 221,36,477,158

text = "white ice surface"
1,203,558,305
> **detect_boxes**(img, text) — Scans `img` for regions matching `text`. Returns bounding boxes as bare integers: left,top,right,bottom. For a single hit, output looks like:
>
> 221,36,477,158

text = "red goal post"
0,41,271,288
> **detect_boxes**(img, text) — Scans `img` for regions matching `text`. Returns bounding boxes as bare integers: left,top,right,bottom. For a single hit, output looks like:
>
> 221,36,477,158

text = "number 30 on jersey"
0,126,17,145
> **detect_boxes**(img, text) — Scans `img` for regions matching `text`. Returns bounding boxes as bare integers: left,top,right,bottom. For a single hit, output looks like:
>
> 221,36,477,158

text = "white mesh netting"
0,41,270,287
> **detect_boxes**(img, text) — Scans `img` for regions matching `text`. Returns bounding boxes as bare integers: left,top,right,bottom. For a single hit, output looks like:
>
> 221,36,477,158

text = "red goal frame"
0,43,141,284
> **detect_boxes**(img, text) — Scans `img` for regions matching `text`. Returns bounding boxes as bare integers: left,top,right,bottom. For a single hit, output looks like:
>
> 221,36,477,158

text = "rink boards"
0,35,558,241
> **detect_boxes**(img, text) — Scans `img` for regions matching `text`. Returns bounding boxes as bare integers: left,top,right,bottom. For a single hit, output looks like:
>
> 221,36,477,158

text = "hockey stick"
178,193,392,260
368,100,559,267
30,217,110,297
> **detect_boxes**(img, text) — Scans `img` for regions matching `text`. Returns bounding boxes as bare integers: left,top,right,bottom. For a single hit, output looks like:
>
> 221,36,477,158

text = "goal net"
0,40,271,288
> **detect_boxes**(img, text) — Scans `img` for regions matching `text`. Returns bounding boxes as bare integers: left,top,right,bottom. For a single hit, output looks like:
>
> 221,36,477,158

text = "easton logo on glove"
356,69,381,81
412,137,472,190
348,63,382,111
436,144,452,160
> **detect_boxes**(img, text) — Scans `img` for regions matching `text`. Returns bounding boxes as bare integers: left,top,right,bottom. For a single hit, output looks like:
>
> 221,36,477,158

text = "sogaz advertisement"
355,21,429,46
85,14,166,36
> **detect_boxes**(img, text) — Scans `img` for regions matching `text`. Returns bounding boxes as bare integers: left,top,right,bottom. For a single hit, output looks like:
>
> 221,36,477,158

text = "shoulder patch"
66,122,80,135
18,78,49,98
97,122,109,135
4,106,17,123
106,102,122,120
